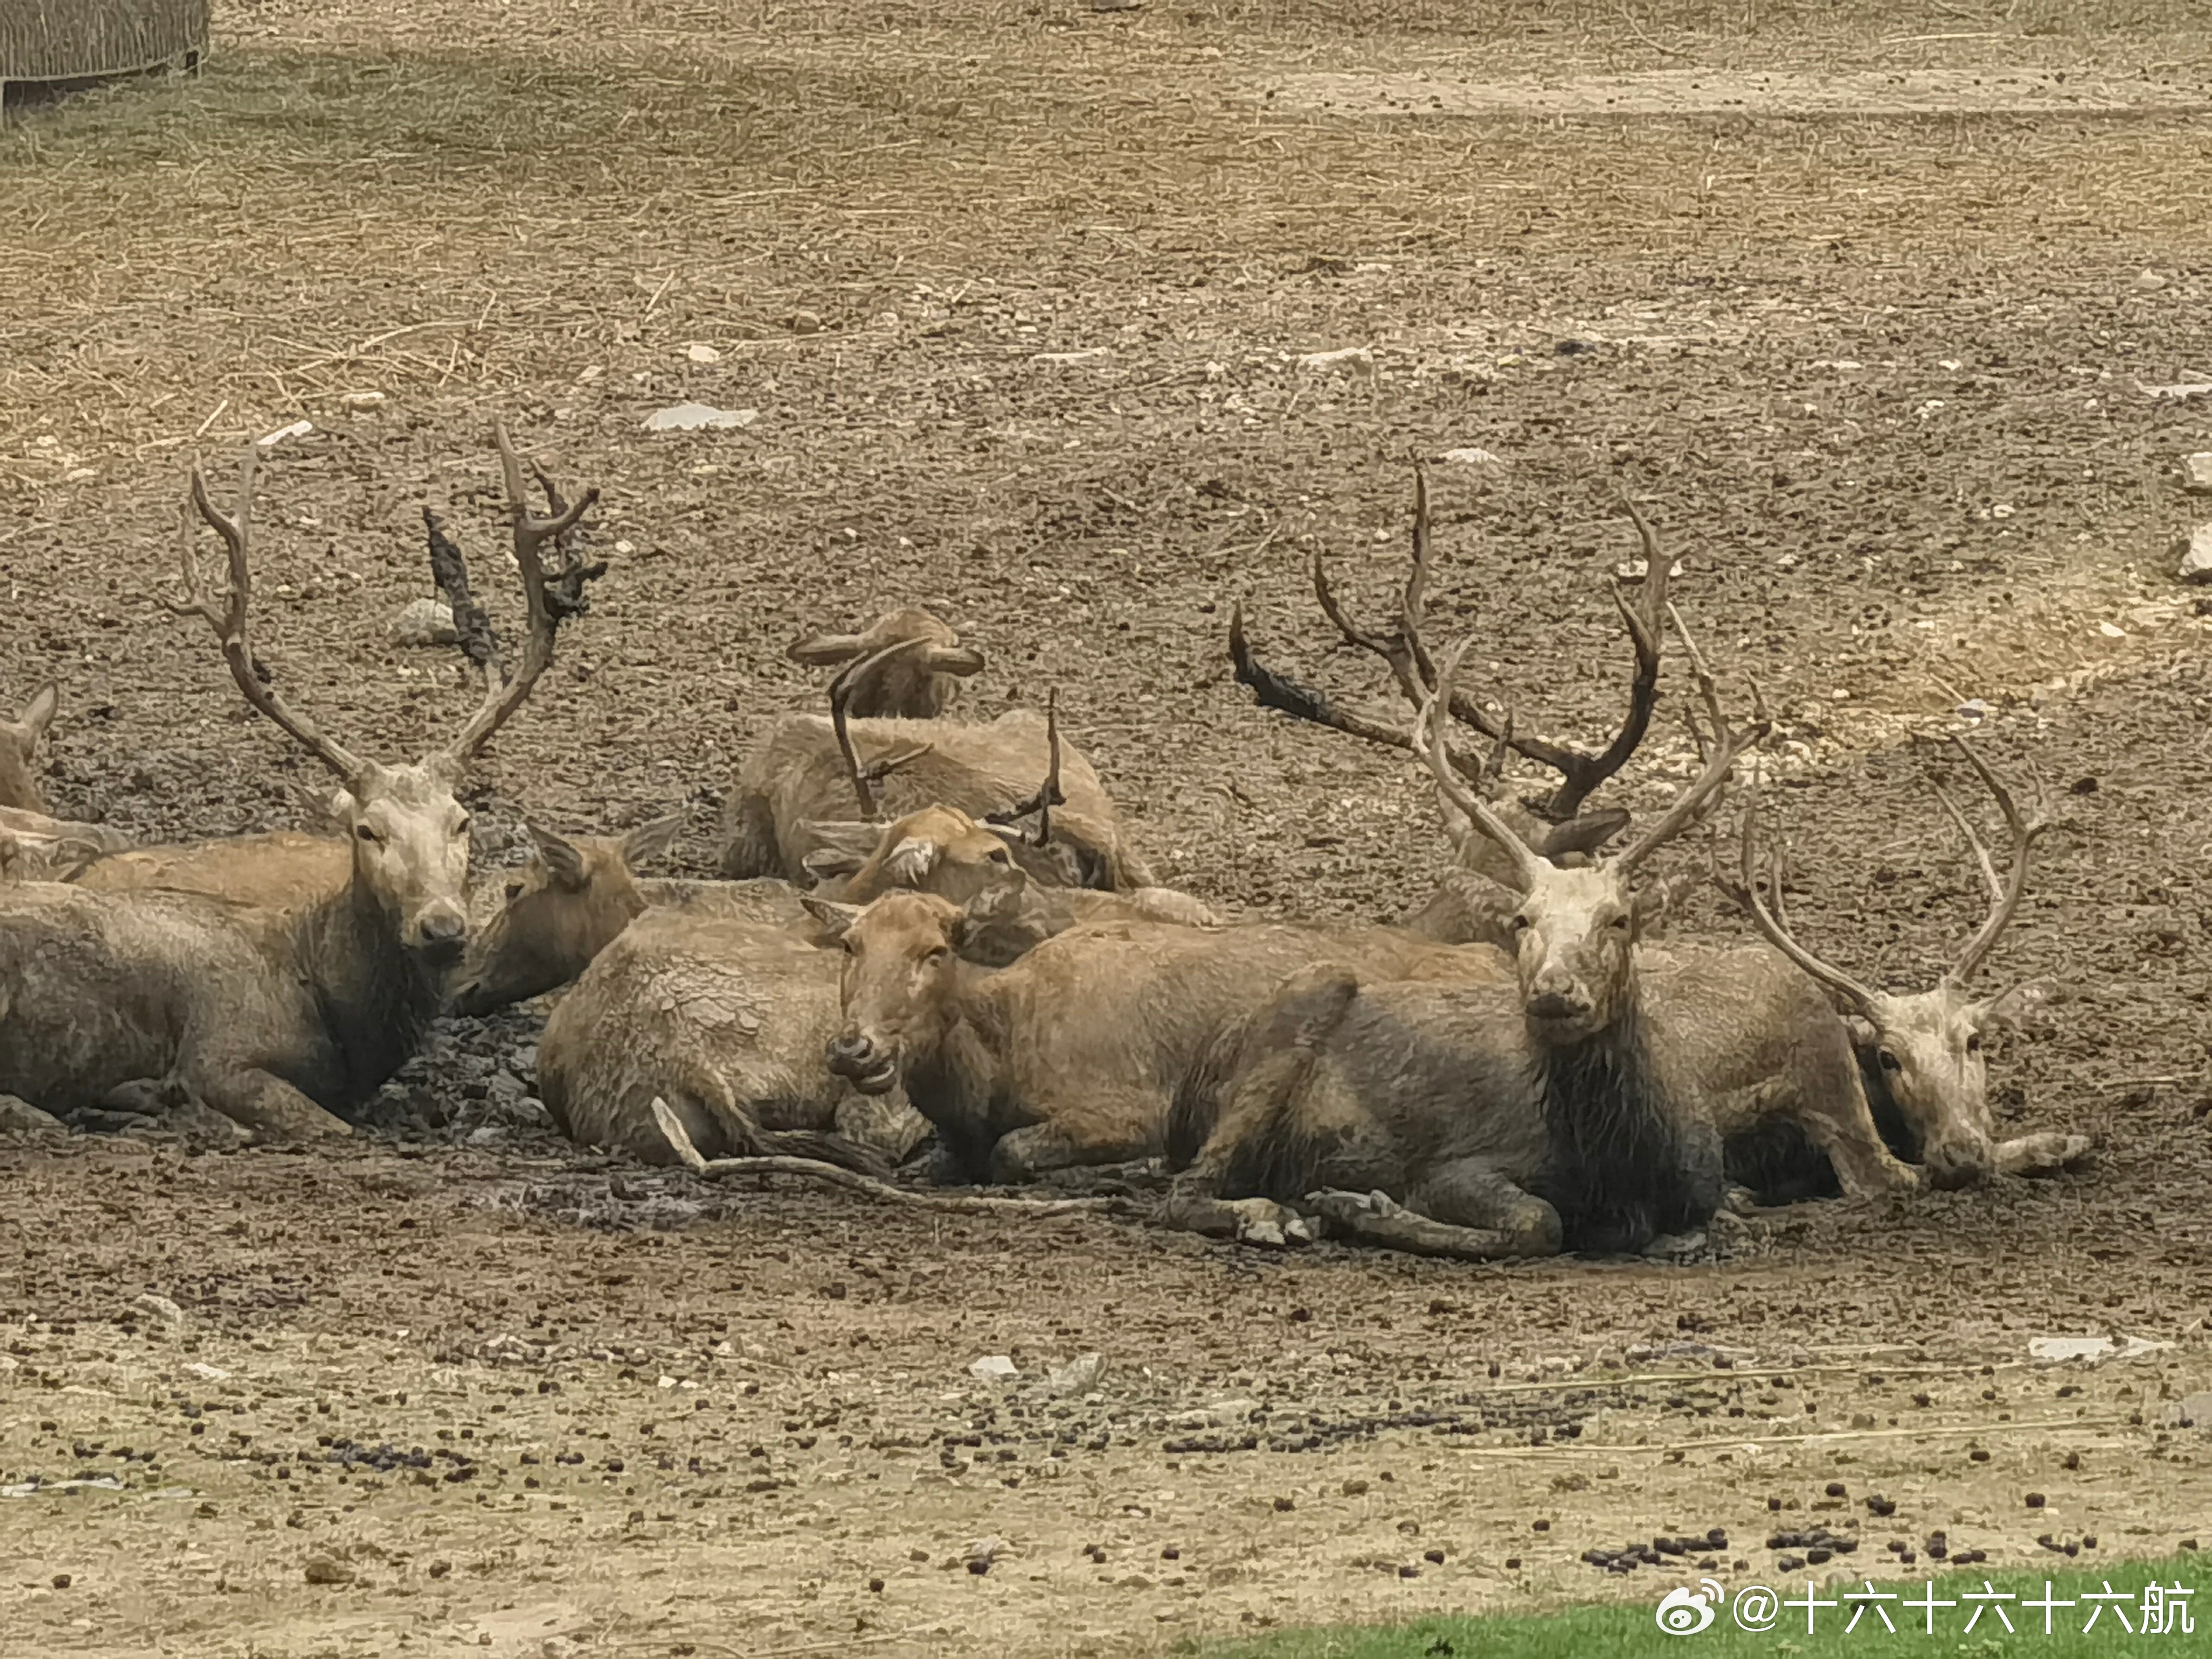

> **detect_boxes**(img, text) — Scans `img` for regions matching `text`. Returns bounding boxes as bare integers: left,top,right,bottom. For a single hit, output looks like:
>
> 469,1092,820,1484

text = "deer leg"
197,1069,353,1143
1304,1178,1560,1263
988,1101,1157,1185
1994,1131,2092,1177
1775,1066,1919,1198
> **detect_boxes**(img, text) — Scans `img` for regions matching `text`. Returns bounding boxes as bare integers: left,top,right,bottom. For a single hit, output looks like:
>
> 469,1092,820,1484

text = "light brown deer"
0,683,59,813
787,605,984,719
0,427,603,1139
717,652,1158,892
1161,639,1765,1259
535,904,928,1170
1711,741,2089,1192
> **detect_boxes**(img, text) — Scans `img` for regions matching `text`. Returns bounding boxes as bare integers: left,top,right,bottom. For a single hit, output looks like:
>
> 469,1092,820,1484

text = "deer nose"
827,1032,880,1076
415,903,468,951
1924,1137,1992,1190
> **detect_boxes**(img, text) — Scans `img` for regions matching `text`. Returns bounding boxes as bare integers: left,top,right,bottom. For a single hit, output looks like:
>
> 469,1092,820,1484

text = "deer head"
162,424,603,965
789,605,983,719
1717,739,2049,1188
0,682,58,813
807,889,984,1097
1419,619,1765,1043
450,813,684,1014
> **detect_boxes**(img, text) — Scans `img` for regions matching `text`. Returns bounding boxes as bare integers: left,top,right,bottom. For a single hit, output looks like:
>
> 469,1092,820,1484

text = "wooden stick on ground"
651,1098,1123,1218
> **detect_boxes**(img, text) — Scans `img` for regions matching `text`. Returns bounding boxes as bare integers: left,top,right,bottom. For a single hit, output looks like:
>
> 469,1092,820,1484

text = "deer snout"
411,901,469,955
827,1030,900,1095
1524,966,1592,1025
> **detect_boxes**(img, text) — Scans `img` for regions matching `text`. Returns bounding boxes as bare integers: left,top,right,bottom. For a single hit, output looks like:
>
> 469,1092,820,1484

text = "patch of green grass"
1202,1554,2205,1659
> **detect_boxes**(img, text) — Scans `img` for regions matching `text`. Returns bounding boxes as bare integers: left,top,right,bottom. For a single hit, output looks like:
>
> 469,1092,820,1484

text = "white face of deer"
1853,982,2039,1188
0,683,58,813
338,760,474,960
810,891,971,1096
1504,864,1653,1043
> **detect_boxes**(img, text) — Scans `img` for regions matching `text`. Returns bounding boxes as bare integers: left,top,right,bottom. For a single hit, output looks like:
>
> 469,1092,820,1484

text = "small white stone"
684,342,721,364
968,1355,1018,1383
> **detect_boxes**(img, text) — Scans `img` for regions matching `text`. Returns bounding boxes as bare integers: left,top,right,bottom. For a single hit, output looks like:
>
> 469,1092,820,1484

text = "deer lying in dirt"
0,682,59,813
787,605,984,719
0,428,603,1141
536,901,929,1170
808,880,1514,1185
718,646,1159,892
1711,743,2089,1194
1161,645,1761,1259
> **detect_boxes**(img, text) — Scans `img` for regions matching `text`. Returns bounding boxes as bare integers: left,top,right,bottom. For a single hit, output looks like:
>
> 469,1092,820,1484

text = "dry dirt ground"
4,3,2212,1656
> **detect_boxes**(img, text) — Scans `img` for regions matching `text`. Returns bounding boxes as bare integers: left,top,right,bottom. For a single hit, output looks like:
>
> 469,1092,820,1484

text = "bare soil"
3,3,2210,1656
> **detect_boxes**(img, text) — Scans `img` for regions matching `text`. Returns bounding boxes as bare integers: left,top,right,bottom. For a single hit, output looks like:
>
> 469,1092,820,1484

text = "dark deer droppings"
1505,1557,1522,1570
1825,1482,1847,1498
2026,1493,2046,1508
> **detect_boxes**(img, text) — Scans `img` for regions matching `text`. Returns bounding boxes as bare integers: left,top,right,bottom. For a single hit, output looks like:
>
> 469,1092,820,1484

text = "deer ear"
524,819,589,889
18,682,57,742
799,895,861,940
619,812,687,871
880,835,942,889
1977,981,2050,1033
1539,807,1631,866
787,631,865,666
922,645,985,677
292,781,349,832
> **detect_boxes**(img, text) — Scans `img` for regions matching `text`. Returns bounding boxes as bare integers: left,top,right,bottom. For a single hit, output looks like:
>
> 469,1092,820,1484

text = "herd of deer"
0,429,2092,1260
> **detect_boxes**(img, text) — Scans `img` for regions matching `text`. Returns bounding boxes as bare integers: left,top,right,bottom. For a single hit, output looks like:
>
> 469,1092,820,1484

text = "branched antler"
1229,468,1682,819
1712,777,1882,1018
436,423,605,765
830,638,936,816
163,448,369,782
985,690,1064,846
1932,736,2049,987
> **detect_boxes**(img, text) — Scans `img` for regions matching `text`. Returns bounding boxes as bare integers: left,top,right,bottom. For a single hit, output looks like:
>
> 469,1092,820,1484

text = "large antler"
1417,640,1545,891
1930,736,2048,987
1231,468,1677,819
830,638,936,816
984,689,1063,846
1713,778,1882,1018
436,423,604,766
163,449,369,783
1607,608,1766,875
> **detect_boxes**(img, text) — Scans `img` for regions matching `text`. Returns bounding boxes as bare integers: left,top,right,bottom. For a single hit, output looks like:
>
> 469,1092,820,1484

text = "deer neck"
295,876,449,1107
1530,977,1721,1253
894,966,1010,1168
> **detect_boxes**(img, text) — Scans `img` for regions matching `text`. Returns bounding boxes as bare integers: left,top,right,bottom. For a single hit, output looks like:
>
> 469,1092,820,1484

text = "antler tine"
1419,640,1545,890
1927,779,2003,905
163,451,368,783
830,637,931,818
1226,600,1493,779
1711,777,1881,1017
1541,496,1672,819
1944,734,2048,986
1399,460,1438,694
440,423,603,767
1609,604,1768,876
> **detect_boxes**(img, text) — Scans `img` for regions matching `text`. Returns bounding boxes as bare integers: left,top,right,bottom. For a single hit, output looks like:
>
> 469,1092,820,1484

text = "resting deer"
718,648,1158,892
1711,741,2089,1192
787,605,984,719
1163,640,1766,1259
0,682,59,813
0,427,603,1140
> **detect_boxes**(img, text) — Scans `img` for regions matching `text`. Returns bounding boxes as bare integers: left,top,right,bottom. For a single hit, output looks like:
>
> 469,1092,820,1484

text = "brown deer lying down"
535,903,928,1170
0,682,60,812
505,804,1220,1166
451,802,1219,1019
1162,648,1758,1260
72,828,350,907
0,428,603,1141
808,882,1512,1185
787,605,984,719
1711,743,2089,1197
718,651,1159,892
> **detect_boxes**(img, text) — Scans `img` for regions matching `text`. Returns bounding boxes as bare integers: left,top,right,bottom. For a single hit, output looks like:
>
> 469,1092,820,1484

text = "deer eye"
1609,913,1632,933
355,824,382,845
1966,1033,1983,1054
1510,914,1533,933
988,847,1011,866
504,880,525,902
1877,1049,1901,1073
455,815,473,837
925,946,950,968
